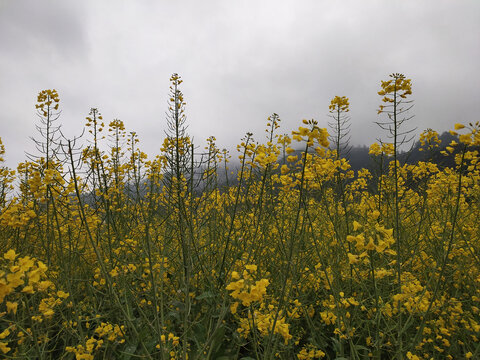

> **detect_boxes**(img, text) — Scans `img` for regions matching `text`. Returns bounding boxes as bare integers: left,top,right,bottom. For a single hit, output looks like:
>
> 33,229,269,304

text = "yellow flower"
454,123,465,130
226,279,244,292
0,341,10,354
37,280,54,291
39,300,55,317
370,210,380,220
298,127,309,136
57,290,70,299
28,268,42,284
406,352,421,360
347,253,359,265
37,261,48,272
3,250,17,261
365,238,375,251
459,133,472,145
346,235,356,243
0,281,13,303
354,235,366,251
6,271,24,288
18,256,34,272
230,301,239,314
352,221,362,231
0,329,10,339
369,143,381,156
168,333,179,346
245,264,257,272
6,301,17,314
22,285,35,294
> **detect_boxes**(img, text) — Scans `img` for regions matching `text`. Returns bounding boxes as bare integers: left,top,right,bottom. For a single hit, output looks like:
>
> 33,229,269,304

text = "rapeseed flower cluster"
0,78,478,358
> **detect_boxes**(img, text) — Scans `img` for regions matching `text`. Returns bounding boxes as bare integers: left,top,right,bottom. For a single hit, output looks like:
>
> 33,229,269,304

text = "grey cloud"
0,0,87,59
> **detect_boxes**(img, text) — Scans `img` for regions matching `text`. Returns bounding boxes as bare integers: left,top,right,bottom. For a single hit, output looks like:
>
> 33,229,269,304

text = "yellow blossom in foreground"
0,341,11,354
406,352,421,360
245,264,257,272
0,329,10,339
6,301,18,314
352,221,362,231
297,346,326,359
21,285,35,294
3,250,16,261
57,290,70,299
347,253,359,265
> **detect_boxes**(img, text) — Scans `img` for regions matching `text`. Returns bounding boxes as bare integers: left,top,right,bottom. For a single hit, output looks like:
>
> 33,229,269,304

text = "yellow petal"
3,250,17,261
353,221,362,231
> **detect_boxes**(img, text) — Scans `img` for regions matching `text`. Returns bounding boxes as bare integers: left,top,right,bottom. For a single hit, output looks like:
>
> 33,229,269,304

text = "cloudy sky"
1,0,479,168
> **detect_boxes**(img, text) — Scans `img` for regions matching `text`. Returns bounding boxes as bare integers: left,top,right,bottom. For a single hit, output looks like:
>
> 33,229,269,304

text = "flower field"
0,74,479,359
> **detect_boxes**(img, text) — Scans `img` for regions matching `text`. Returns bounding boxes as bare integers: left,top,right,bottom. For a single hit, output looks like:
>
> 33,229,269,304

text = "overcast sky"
1,0,479,169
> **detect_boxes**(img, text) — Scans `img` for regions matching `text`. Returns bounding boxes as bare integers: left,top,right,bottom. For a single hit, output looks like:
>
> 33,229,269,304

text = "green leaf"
196,291,216,300
119,343,139,360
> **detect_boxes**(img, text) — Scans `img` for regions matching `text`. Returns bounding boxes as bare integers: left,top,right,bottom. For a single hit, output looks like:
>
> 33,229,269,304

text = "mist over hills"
212,130,473,191
342,131,460,171
74,130,475,204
